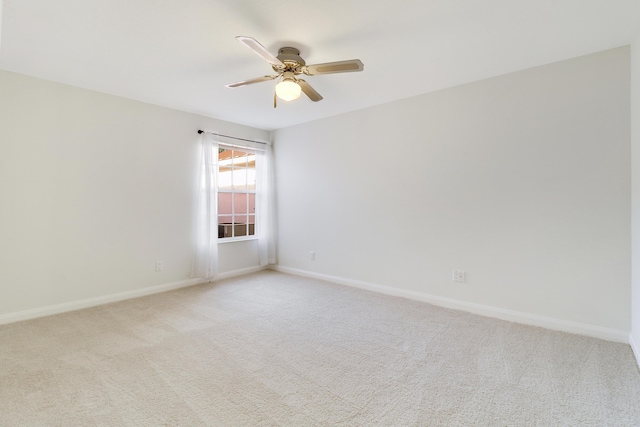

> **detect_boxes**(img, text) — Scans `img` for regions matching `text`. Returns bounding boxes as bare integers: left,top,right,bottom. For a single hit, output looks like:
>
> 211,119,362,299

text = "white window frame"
217,143,257,242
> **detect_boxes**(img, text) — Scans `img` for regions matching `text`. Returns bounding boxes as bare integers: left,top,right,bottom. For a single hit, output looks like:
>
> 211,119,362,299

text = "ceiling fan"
225,36,364,107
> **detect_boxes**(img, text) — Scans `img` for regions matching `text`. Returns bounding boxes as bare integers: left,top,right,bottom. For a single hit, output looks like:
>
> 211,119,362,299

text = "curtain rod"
197,130,268,145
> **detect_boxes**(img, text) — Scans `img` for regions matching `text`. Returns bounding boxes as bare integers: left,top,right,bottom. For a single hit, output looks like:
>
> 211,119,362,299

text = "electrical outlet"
155,261,163,272
310,251,316,261
452,270,465,283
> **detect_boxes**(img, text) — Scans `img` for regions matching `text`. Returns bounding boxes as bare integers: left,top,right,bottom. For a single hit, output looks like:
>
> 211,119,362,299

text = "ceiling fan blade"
225,75,278,88
236,36,284,67
303,59,364,75
298,79,323,102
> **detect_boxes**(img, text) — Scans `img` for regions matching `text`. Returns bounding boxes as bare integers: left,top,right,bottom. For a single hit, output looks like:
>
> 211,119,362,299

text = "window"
217,145,256,239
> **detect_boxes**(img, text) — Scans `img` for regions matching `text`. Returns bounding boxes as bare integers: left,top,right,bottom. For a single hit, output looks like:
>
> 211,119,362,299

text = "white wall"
0,70,267,320
273,47,631,336
631,33,640,360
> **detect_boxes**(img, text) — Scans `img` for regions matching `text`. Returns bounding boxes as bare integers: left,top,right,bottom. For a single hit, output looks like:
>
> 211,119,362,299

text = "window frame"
216,143,258,242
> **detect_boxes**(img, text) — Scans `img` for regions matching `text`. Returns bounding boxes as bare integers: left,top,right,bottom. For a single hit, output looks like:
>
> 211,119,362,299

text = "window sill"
218,236,258,244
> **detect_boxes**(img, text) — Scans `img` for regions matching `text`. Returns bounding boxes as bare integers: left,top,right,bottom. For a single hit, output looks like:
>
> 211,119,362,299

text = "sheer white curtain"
256,143,277,265
191,132,219,279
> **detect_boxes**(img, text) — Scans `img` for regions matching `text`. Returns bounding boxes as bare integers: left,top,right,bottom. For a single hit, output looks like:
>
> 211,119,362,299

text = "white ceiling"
1,0,639,131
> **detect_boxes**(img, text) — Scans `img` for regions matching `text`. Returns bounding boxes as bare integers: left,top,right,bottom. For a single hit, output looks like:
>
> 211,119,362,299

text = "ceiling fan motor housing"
275,47,305,72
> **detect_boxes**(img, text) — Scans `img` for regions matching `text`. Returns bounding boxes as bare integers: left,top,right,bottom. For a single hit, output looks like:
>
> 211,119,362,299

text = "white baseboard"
216,265,267,280
630,333,640,370
0,265,267,326
272,265,629,343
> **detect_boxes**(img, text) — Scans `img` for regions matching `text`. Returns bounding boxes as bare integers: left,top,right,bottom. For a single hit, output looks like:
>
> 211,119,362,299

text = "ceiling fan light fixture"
275,72,301,101
226,36,364,104
275,79,301,101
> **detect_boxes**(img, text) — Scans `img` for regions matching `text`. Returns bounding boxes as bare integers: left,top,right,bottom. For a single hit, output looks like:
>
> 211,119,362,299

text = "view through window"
217,145,256,239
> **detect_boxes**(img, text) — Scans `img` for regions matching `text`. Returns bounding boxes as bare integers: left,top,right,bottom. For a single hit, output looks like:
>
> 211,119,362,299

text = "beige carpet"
1,271,639,426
